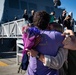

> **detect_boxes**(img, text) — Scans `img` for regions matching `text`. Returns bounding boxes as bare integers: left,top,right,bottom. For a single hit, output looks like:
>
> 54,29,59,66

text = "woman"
63,15,72,30
28,24,69,70
26,11,66,75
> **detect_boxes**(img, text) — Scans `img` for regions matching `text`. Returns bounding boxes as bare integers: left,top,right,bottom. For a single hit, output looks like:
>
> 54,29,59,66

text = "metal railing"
16,39,23,64
0,18,28,38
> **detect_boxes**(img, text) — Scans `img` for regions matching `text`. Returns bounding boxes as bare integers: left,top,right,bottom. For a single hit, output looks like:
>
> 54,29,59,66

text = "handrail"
0,18,27,39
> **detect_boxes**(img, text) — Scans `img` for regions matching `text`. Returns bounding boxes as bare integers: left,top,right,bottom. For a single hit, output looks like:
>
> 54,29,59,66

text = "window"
20,1,27,10
8,0,19,9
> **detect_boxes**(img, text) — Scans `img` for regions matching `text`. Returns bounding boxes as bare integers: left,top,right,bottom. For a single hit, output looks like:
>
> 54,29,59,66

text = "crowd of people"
20,9,75,32
22,9,76,75
22,9,35,24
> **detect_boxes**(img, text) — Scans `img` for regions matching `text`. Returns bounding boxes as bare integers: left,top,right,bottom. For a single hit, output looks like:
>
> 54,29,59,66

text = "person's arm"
39,48,68,70
63,29,74,36
62,29,76,50
63,36,76,50
28,48,68,70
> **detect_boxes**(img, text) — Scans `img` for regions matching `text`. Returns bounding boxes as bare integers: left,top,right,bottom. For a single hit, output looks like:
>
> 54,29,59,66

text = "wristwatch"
36,52,41,59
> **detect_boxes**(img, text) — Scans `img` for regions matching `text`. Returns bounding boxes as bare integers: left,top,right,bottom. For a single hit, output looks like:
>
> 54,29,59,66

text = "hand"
27,49,38,57
27,49,45,63
63,36,76,50
63,36,71,45
63,29,74,36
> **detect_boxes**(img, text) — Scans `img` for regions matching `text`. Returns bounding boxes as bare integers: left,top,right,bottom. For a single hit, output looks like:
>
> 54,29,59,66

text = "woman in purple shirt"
26,11,65,75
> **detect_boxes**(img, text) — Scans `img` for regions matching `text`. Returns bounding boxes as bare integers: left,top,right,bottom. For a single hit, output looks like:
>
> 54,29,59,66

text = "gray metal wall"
1,0,64,23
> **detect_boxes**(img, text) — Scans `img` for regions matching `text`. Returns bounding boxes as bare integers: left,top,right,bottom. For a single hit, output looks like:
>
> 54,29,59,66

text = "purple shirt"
26,30,64,75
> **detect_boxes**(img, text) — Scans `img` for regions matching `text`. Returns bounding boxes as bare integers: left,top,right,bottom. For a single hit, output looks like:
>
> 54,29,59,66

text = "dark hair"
33,11,50,30
49,22,63,32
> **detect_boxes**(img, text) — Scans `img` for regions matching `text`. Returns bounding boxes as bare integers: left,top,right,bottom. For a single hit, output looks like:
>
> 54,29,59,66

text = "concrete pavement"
0,51,26,75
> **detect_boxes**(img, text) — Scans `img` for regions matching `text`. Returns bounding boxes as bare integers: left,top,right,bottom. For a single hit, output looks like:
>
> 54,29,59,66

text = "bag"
18,53,29,73
21,53,29,70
